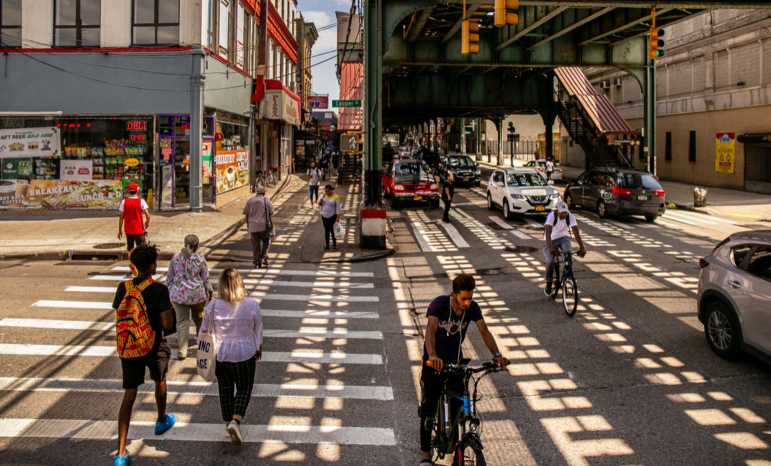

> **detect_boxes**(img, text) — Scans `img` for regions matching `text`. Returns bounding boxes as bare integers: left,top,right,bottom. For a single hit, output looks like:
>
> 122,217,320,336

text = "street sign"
333,100,362,108
342,133,359,152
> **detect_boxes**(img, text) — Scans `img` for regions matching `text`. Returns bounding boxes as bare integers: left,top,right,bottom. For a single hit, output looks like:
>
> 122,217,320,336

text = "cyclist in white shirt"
543,202,586,296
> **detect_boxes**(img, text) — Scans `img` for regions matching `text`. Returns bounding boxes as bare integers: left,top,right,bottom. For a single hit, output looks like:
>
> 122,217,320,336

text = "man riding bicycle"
420,274,508,466
544,202,586,296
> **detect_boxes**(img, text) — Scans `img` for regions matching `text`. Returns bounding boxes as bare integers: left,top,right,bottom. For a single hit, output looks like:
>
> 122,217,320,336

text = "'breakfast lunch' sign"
0,127,61,158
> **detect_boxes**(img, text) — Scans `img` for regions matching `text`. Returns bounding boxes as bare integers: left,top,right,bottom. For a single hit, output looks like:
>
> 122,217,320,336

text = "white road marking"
656,219,686,230
32,300,112,310
0,377,394,401
64,286,116,293
452,202,486,207
250,292,379,303
664,211,716,225
489,216,514,229
410,222,437,252
604,218,635,230
0,319,383,340
89,275,162,281
0,418,396,446
111,266,169,272
0,344,383,364
242,279,374,289
660,213,699,226
437,221,470,248
510,230,533,240
522,217,544,228
110,266,374,278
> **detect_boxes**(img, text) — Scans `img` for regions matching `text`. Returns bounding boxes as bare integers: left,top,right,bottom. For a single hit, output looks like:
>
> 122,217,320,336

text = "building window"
54,0,101,47
665,132,672,161
0,0,22,47
132,0,180,46
688,131,696,162
206,0,216,49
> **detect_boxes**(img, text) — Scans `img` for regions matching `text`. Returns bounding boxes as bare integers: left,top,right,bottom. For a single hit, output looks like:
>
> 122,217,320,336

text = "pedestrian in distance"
441,173,455,223
243,186,275,268
545,158,554,181
332,151,341,177
318,184,341,251
198,268,263,446
307,162,321,207
113,244,176,466
320,154,330,180
167,234,212,360
118,183,150,251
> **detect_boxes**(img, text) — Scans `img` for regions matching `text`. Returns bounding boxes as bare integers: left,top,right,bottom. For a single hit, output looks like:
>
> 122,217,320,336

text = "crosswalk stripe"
510,230,533,240
65,286,116,293
664,211,716,225
489,216,513,230
0,377,394,401
522,217,544,228
69,279,376,294
90,275,162,281
410,222,437,252
660,213,699,226
0,319,383,340
250,292,379,303
0,418,396,446
437,221,470,248
28,302,380,319
111,266,374,278
603,218,635,230
0,344,383,364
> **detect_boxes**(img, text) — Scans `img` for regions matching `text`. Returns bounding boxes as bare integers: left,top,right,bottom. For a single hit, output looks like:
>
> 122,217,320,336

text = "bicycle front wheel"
453,444,486,466
562,275,578,317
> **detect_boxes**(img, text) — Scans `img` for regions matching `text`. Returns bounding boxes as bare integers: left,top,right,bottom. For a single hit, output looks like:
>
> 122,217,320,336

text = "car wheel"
503,200,513,220
390,195,400,210
704,301,742,360
487,193,495,211
597,200,607,219
645,215,658,222
475,181,481,188
431,199,440,209
565,194,575,210
384,188,390,199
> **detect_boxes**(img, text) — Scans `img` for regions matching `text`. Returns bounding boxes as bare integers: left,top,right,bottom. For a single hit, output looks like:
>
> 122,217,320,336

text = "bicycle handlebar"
427,360,503,374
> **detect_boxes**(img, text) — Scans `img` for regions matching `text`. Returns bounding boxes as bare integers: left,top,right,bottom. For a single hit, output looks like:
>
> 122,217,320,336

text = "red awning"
338,63,363,133
252,78,301,105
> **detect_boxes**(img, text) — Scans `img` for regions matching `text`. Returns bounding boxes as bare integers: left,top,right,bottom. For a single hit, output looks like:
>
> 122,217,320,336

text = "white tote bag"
334,221,345,239
196,300,217,382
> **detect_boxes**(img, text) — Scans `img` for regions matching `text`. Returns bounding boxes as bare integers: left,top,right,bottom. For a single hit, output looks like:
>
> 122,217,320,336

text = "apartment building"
0,0,299,214
586,9,771,193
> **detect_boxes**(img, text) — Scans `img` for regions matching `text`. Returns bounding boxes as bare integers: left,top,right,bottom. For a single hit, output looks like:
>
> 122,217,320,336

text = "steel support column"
189,45,206,212
644,62,657,175
460,118,466,155
497,118,504,165
475,118,481,158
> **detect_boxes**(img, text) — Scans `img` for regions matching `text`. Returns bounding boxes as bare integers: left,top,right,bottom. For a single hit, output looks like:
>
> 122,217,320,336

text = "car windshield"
395,163,430,176
507,172,548,187
618,173,662,190
447,157,475,168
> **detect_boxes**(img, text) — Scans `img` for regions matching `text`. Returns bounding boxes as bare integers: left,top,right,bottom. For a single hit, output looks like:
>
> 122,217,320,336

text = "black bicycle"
428,359,503,466
549,248,579,317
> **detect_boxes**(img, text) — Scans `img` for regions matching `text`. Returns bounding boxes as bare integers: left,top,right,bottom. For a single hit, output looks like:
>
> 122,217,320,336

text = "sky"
298,0,353,114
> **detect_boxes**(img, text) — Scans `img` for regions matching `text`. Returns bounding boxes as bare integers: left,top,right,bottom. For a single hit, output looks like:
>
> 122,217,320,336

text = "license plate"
638,195,648,200
414,196,422,201
535,206,545,211
463,178,469,182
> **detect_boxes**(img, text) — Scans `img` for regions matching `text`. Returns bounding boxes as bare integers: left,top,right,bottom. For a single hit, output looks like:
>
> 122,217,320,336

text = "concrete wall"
22,0,53,48
627,104,771,190
102,0,131,47
181,0,204,46
203,56,253,116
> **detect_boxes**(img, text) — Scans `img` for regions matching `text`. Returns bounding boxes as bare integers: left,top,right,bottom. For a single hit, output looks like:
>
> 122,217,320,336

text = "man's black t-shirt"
442,180,454,201
113,278,172,355
422,295,483,364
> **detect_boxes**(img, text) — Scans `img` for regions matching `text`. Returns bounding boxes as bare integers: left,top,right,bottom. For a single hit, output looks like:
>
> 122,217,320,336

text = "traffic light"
494,0,519,28
649,28,665,59
462,20,480,55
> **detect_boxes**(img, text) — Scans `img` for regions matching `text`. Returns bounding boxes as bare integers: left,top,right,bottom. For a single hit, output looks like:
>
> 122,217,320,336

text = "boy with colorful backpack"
112,244,176,466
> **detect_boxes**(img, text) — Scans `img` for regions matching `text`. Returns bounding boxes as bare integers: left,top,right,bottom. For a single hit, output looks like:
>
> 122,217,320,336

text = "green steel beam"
364,0,383,207
404,8,434,42
526,7,614,50
578,8,672,45
440,3,481,44
495,6,569,51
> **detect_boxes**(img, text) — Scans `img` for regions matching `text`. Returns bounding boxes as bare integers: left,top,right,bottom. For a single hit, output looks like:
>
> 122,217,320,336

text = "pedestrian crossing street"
0,260,396,459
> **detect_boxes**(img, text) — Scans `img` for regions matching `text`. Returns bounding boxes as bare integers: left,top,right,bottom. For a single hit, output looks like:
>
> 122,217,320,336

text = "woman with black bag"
243,187,275,268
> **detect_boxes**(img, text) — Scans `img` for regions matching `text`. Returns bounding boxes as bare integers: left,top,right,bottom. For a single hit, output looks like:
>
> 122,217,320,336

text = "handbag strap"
208,299,216,336
263,196,273,229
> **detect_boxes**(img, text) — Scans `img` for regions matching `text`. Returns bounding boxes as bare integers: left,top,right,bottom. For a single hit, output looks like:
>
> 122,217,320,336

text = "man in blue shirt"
419,274,508,466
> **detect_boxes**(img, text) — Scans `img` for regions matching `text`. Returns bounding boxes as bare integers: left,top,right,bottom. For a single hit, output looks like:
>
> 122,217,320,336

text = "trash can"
694,187,708,207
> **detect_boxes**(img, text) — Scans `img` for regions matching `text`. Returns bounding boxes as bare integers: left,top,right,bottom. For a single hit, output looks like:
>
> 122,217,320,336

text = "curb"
0,251,67,261
672,204,712,215
320,248,396,263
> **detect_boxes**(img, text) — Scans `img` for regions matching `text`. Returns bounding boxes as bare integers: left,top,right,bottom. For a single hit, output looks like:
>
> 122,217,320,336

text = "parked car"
524,160,563,181
422,150,441,169
563,168,666,221
698,232,771,363
383,159,440,209
440,155,482,187
486,168,561,219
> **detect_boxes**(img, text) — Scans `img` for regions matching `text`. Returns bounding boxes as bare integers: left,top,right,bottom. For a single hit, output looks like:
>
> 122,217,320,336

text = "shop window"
132,0,180,46
665,132,672,161
0,0,22,47
688,130,696,162
236,1,244,68
54,0,101,47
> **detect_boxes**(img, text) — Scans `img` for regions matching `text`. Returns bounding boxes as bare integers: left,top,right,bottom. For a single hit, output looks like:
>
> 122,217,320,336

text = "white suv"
697,232,771,362
486,168,560,220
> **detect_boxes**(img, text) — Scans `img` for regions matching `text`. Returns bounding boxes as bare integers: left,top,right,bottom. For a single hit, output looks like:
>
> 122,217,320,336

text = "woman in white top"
198,268,262,446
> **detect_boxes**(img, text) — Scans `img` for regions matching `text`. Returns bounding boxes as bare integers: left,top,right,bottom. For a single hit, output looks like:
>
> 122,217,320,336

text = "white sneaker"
227,421,243,446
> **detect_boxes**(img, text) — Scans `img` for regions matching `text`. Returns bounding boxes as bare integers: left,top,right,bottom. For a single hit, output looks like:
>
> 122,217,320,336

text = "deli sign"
266,89,300,126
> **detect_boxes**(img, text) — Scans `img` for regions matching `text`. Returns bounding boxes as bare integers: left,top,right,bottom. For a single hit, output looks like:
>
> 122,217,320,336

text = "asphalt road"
1,179,770,465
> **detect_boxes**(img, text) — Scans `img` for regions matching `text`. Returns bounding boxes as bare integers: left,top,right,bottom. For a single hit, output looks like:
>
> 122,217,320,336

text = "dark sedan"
563,168,666,221
440,155,482,187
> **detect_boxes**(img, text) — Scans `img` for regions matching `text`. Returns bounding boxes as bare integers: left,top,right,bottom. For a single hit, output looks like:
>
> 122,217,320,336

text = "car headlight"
510,194,526,200
395,184,404,191
430,184,438,189
550,194,560,200
475,169,481,175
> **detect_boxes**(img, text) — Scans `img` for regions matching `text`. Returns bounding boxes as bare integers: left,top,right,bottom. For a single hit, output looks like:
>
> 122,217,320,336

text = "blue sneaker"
113,451,130,466
155,413,176,435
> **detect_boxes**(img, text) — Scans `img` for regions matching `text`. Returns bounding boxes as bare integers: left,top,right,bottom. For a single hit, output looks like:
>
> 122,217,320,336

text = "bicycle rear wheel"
453,444,486,466
562,274,578,317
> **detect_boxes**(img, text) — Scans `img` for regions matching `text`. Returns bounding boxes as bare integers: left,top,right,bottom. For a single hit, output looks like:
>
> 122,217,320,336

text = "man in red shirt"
118,184,150,251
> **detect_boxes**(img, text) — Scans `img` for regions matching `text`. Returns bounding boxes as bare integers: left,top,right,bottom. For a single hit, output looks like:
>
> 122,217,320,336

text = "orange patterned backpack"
116,279,156,358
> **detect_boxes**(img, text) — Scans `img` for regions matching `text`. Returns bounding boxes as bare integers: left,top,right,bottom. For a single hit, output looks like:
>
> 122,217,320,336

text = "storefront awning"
253,78,301,126
295,129,319,140
738,133,771,145
337,63,363,133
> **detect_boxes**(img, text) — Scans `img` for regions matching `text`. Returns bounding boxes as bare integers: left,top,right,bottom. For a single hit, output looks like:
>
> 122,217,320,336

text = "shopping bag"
196,300,217,382
334,222,345,239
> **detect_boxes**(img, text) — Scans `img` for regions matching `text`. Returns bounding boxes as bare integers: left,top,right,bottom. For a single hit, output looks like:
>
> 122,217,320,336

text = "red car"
383,159,440,209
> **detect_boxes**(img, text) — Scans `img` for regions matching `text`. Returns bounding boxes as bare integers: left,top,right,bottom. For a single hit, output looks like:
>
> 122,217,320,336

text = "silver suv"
698,232,771,362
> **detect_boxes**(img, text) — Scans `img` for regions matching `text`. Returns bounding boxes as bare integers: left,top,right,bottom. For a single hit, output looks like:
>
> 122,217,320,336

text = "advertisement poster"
0,180,123,210
0,127,61,158
60,160,94,181
1,158,33,179
716,133,735,174
161,165,173,208
215,150,249,194
295,145,305,156
308,96,329,109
